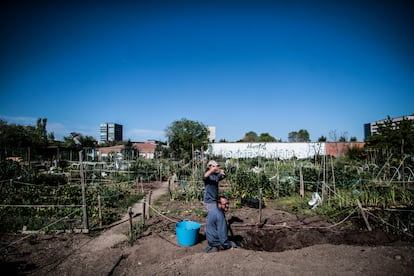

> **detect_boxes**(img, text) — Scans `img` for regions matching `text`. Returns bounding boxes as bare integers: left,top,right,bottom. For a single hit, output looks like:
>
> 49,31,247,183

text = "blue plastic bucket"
176,220,201,246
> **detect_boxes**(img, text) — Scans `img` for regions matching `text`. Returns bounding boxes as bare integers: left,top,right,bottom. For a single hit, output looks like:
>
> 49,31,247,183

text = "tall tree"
165,118,209,161
36,118,48,143
338,136,347,142
62,134,97,149
366,116,414,157
329,130,349,142
288,129,310,142
258,132,277,142
0,118,51,160
318,135,327,142
240,131,258,142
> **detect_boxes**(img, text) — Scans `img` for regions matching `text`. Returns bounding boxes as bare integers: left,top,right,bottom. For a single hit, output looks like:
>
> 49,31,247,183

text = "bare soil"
1,181,414,276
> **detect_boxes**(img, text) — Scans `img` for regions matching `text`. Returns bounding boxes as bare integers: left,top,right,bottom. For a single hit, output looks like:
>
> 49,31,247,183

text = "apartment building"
364,114,414,140
100,123,123,143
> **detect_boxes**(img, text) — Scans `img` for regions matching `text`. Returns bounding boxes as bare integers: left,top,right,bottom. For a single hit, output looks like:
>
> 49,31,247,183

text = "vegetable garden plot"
0,179,143,233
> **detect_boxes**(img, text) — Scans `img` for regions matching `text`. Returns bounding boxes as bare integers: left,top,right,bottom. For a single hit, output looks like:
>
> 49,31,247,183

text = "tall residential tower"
364,114,414,139
100,123,123,143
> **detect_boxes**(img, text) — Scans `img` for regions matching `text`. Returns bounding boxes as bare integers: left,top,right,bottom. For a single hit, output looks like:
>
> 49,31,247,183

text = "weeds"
128,222,148,245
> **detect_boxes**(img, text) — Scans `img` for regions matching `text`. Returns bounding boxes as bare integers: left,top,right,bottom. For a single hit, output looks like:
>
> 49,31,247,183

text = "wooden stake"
142,196,146,226
258,188,262,224
159,163,162,184
98,195,102,227
356,199,372,231
128,207,134,242
167,178,171,200
299,164,304,198
146,191,152,219
330,155,336,197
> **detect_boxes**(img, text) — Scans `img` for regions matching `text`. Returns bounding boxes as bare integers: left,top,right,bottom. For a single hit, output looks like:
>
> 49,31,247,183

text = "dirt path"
46,180,169,276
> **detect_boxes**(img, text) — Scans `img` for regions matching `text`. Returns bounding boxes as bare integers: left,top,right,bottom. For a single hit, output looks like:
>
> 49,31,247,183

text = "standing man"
204,196,236,253
203,160,225,212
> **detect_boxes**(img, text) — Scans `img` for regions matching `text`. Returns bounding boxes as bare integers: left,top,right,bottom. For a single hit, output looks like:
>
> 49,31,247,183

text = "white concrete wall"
207,142,325,159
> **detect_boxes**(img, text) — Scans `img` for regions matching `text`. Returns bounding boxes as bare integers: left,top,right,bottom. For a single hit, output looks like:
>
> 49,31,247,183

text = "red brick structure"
133,142,157,159
325,142,365,158
96,142,157,160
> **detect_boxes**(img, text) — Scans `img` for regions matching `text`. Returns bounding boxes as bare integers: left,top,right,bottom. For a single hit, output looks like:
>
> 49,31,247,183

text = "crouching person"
204,196,237,253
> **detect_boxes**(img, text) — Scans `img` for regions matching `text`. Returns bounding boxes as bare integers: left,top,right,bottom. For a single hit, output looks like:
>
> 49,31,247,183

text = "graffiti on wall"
208,142,325,160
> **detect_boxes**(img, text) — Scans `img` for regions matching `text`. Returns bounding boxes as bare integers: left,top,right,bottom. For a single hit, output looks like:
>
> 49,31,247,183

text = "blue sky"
1,0,413,142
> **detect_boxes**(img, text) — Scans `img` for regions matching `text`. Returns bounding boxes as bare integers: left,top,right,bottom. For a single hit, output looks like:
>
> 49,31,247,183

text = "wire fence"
2,177,413,257
0,177,146,234
0,209,82,252
1,166,413,254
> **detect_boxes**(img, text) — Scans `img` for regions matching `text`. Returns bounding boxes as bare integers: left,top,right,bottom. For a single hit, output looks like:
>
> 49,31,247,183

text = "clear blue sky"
1,0,413,142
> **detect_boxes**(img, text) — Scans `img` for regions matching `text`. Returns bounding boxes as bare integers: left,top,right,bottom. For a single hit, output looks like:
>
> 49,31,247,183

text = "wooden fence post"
98,195,102,227
258,188,262,224
299,164,304,198
128,207,134,243
146,191,152,219
168,178,172,200
142,196,146,226
357,199,372,231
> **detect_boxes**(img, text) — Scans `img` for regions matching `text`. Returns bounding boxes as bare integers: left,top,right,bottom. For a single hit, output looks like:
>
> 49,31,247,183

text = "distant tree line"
0,118,97,162
2,116,412,165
